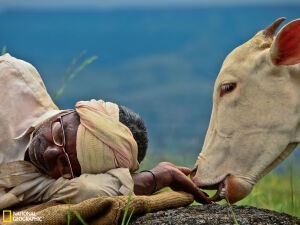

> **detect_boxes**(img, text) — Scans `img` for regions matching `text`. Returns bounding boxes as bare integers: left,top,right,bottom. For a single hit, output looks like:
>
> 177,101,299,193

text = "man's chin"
194,175,253,203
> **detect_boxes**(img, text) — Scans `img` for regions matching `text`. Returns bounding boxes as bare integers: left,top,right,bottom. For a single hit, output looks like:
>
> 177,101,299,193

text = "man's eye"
220,83,236,97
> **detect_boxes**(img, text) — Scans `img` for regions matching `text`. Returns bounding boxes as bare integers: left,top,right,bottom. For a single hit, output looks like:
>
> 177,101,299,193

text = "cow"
191,18,300,203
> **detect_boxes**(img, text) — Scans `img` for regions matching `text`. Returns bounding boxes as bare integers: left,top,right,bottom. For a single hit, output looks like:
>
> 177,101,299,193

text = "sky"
1,0,300,11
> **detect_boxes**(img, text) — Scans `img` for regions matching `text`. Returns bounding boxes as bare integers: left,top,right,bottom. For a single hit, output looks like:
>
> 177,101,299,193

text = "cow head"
192,18,300,203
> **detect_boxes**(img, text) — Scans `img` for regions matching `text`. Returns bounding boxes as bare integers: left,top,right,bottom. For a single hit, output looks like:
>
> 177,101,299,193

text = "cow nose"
190,165,198,179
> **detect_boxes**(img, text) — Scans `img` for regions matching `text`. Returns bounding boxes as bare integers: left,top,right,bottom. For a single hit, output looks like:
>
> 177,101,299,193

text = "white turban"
75,99,139,174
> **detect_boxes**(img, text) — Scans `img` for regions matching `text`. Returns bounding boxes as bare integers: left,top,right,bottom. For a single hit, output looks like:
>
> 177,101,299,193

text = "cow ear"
270,19,300,66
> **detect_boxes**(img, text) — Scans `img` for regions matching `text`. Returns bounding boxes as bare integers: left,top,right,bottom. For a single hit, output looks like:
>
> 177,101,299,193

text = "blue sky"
1,0,300,11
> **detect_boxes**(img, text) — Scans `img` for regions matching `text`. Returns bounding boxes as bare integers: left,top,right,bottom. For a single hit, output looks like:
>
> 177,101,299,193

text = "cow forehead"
216,32,273,86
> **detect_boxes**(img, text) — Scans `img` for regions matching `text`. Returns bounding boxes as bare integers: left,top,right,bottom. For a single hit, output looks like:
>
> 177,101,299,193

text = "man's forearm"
131,163,211,204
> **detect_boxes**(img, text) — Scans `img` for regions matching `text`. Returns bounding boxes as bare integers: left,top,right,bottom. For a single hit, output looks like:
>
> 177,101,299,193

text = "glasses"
50,110,75,179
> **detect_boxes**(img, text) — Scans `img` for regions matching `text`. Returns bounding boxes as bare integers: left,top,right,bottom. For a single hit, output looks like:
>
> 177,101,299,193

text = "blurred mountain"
0,6,299,167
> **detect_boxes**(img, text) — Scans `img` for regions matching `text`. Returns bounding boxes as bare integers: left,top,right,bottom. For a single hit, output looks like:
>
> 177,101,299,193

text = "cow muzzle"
191,168,253,203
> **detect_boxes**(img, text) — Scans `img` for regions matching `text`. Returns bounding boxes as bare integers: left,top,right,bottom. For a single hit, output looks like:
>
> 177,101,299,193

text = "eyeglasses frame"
50,110,76,179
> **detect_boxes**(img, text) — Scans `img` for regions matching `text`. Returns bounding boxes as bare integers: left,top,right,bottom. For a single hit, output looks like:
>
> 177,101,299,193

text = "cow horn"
263,17,286,39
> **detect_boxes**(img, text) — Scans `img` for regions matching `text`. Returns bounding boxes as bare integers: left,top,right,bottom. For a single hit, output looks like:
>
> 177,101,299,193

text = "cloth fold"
0,161,135,210
0,53,64,164
0,161,54,210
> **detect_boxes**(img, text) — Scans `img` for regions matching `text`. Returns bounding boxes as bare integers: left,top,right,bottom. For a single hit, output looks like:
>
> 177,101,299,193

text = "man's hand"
132,162,212,204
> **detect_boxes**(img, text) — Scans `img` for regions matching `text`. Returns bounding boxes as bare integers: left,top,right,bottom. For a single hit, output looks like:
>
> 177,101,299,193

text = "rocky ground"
129,204,299,225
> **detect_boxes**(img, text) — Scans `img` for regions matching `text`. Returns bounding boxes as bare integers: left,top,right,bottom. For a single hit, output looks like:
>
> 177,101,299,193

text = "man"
0,54,210,210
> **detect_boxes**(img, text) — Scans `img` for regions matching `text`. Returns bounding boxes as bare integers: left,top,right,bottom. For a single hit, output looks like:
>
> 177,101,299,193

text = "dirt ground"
129,204,299,225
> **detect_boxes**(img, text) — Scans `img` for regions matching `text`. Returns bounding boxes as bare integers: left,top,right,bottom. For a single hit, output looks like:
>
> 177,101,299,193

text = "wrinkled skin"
26,112,81,178
192,18,300,203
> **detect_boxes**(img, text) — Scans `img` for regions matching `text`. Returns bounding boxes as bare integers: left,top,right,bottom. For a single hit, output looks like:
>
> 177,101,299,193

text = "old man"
0,54,210,210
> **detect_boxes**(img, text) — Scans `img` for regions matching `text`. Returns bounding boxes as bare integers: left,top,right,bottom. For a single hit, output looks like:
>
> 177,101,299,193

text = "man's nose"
43,147,61,170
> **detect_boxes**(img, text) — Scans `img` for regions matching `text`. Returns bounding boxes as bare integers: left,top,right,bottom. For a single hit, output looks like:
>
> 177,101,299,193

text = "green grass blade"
72,210,88,225
67,204,71,225
289,159,295,225
289,159,294,215
53,53,97,100
121,188,134,225
126,210,134,225
226,199,239,225
53,84,66,99
63,50,86,83
1,45,7,55
68,56,98,81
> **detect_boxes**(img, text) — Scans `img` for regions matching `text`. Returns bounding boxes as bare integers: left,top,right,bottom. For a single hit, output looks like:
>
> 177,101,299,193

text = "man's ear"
270,19,300,66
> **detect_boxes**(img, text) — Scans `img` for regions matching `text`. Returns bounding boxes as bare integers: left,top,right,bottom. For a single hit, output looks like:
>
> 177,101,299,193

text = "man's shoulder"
0,160,39,177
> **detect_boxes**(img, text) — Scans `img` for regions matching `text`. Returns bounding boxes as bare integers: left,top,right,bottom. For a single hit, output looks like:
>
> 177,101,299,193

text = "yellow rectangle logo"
3,210,11,223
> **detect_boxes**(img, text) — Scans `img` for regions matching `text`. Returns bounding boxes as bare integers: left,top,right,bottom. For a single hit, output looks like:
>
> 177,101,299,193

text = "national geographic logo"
2,210,11,223
2,210,42,222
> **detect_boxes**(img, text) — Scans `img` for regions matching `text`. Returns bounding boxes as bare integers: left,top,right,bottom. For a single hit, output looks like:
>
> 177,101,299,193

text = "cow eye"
220,83,236,97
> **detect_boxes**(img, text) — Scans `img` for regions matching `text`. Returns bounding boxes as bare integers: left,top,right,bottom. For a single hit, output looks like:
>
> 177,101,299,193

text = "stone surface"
129,204,299,225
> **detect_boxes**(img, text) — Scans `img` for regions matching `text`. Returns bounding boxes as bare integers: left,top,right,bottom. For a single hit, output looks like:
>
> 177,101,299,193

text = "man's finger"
170,172,211,204
186,180,211,204
194,188,212,204
175,166,191,176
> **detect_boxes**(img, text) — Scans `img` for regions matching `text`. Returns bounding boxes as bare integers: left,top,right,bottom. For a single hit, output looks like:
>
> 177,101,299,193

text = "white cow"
192,18,300,203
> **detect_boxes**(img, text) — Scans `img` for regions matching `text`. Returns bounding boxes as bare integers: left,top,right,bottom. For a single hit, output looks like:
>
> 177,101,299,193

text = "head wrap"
75,99,139,174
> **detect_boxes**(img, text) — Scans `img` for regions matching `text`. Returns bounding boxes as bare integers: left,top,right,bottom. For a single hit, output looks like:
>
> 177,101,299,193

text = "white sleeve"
43,168,134,204
0,161,55,210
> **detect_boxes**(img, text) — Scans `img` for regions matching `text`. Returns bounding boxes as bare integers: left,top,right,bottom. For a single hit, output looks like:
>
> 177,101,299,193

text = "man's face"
27,105,148,178
27,112,81,178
